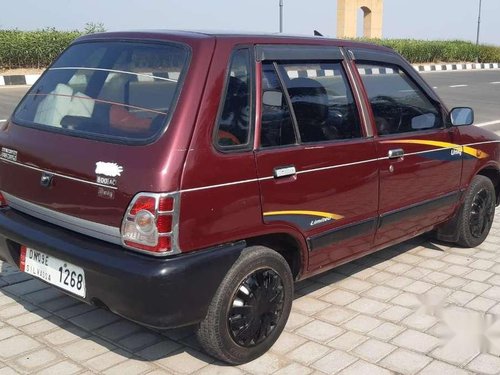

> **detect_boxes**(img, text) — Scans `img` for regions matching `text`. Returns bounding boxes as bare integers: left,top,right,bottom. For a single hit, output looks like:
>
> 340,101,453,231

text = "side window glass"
357,63,443,135
216,49,251,148
279,62,362,143
260,63,296,147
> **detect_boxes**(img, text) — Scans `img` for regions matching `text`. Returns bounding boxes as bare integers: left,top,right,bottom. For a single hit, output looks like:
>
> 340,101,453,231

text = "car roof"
77,30,394,53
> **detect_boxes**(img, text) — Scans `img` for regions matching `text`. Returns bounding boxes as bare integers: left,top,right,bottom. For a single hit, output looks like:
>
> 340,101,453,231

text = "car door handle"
388,148,404,159
273,165,297,178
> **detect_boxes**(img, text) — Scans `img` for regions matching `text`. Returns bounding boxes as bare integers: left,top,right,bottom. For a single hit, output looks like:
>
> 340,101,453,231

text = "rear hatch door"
0,39,193,244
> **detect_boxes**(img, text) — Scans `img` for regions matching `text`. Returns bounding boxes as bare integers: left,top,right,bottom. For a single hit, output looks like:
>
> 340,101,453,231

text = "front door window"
357,63,443,135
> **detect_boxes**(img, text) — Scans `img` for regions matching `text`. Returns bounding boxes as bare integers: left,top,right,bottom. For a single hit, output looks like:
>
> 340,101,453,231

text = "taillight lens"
129,196,156,215
135,210,156,234
159,197,174,212
121,192,178,256
0,192,8,208
156,215,173,233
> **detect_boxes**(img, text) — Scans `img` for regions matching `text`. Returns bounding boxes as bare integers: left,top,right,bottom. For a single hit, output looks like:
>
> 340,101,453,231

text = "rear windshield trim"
49,67,179,83
12,39,192,146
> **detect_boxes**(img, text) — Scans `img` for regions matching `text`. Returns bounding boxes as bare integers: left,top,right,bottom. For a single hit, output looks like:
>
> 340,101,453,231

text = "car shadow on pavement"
0,260,219,369
295,235,432,295
0,234,436,369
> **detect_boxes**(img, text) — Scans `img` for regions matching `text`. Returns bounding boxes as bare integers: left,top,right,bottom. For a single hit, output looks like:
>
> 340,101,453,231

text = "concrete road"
423,70,500,131
1,70,499,132
0,86,28,123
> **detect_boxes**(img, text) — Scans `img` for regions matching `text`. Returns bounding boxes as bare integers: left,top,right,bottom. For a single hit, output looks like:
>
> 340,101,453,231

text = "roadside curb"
0,74,40,86
413,62,500,73
1,62,499,86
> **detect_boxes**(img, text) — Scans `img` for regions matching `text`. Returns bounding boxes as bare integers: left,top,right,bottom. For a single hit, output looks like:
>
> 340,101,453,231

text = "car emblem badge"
40,172,53,188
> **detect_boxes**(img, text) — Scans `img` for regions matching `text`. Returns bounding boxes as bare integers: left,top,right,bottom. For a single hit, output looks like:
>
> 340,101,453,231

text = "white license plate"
20,247,86,298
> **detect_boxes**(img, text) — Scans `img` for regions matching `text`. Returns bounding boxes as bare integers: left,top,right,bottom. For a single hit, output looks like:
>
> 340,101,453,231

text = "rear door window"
215,49,252,149
260,61,362,147
13,41,190,143
279,62,362,143
260,62,297,148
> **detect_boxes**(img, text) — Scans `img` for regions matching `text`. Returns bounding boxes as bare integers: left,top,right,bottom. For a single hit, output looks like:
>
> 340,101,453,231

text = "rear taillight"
121,192,179,256
0,192,8,208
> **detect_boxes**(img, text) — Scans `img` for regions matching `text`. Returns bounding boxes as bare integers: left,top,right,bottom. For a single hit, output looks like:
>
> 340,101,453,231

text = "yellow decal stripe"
381,139,488,159
263,210,344,220
383,139,455,148
462,146,489,159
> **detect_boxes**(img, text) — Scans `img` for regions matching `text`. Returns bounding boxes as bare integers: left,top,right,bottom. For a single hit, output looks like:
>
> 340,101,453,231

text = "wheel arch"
477,166,500,206
245,232,306,280
436,169,498,243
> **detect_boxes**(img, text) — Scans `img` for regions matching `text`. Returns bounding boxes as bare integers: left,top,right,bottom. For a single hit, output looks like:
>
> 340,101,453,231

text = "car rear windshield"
13,41,190,143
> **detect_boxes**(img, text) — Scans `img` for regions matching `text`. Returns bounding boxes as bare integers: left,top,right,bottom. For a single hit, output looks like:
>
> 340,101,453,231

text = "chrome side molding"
2,192,121,245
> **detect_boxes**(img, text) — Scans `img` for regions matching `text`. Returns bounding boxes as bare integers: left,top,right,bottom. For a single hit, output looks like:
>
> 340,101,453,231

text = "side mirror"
262,90,283,107
450,107,474,126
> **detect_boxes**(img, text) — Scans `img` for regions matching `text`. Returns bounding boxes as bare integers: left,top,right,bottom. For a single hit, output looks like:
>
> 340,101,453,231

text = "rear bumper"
0,208,245,328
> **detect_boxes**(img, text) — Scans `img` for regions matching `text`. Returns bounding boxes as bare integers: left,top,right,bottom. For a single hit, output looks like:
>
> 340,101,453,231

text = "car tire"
457,175,496,248
196,246,294,365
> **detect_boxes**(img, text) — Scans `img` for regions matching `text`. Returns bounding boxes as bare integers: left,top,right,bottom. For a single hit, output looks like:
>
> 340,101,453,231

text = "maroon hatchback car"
0,31,498,363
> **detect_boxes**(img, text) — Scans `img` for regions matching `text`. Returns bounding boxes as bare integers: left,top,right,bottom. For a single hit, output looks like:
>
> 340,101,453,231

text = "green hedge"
357,38,500,64
1,29,500,70
0,28,81,69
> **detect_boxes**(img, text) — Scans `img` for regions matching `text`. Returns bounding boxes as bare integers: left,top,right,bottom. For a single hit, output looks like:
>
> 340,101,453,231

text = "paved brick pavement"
0,210,498,374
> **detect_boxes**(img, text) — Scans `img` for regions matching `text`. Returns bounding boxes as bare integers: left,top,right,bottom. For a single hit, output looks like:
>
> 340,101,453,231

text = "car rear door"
254,45,379,272
350,48,462,247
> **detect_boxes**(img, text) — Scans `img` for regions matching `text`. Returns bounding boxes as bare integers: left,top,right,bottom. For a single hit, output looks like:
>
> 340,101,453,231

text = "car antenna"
314,30,323,36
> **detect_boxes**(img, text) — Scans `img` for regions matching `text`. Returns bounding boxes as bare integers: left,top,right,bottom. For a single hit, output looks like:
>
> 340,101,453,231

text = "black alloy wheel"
227,268,284,347
197,246,293,365
469,187,495,239
457,175,496,248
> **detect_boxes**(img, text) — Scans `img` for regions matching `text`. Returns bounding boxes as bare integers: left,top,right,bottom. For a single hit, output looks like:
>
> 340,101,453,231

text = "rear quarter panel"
178,39,267,252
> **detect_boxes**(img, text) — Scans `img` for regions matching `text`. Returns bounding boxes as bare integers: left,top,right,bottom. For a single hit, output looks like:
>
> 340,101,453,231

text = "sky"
0,0,498,46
